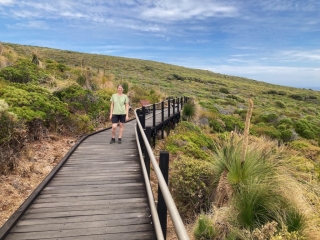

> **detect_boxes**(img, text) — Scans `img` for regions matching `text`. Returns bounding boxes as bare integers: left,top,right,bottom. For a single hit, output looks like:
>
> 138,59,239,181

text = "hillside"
1,42,320,239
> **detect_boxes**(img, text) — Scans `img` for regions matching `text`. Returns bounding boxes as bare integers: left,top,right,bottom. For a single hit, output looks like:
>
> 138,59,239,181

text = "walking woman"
109,84,129,144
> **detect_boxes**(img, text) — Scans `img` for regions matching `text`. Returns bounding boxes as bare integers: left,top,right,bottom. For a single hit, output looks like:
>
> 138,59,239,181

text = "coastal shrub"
220,114,244,132
0,58,48,84
294,119,318,140
0,99,27,172
226,94,245,103
53,84,108,120
219,87,229,94
278,118,293,128
259,113,279,123
209,118,225,133
0,82,68,123
267,90,278,95
170,156,214,218
280,129,294,142
275,100,286,108
164,121,215,160
251,124,281,139
289,94,303,101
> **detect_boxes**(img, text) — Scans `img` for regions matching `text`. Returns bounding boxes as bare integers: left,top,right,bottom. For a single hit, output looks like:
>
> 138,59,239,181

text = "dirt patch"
0,134,77,227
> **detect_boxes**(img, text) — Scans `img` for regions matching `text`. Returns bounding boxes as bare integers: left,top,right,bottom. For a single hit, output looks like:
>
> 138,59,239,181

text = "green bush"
280,129,294,142
54,84,108,120
278,118,293,128
220,114,244,132
0,58,48,84
219,87,230,94
0,82,68,122
275,100,286,108
294,119,318,140
259,113,279,123
170,156,215,218
226,94,245,103
289,94,303,101
251,124,281,139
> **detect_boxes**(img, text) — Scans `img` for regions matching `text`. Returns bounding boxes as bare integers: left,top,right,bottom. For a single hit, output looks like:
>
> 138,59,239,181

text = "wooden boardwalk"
1,103,182,240
2,120,156,240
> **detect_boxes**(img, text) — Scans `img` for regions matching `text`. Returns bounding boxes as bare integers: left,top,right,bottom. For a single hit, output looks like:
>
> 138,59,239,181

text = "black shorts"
111,114,126,124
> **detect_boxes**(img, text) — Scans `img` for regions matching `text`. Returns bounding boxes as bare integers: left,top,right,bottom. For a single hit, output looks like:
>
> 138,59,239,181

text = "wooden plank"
39,186,145,198
23,203,150,217
6,224,155,239
33,192,147,204
12,217,153,232
49,231,156,240
17,212,151,226
21,205,150,220
29,197,147,209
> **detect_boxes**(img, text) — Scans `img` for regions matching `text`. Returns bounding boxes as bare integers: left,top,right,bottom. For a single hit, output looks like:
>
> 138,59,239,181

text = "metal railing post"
161,101,164,139
168,99,170,118
138,112,144,151
158,151,169,239
173,98,175,115
177,97,180,113
141,106,146,129
153,103,156,127
144,127,152,178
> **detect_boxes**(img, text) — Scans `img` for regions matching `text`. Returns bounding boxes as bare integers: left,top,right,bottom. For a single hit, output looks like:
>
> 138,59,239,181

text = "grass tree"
182,99,197,122
193,99,308,239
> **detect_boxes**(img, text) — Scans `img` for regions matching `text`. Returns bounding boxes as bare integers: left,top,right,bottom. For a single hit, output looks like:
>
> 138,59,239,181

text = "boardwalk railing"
134,97,190,240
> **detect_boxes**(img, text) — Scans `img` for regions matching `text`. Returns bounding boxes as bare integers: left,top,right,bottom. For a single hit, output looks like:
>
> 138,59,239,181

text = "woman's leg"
118,122,124,138
111,123,117,138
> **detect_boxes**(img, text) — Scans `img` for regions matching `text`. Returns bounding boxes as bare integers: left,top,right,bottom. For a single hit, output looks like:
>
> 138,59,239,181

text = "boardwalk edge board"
0,126,116,240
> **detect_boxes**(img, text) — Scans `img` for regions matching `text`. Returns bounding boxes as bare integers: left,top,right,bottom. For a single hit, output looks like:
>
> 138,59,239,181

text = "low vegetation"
0,42,320,239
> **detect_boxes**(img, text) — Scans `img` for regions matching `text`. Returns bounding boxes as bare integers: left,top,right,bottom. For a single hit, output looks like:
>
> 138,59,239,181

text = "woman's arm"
125,102,129,121
109,102,114,120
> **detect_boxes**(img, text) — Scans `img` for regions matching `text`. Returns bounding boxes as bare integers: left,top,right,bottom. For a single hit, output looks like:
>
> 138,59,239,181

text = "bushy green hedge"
0,82,68,122
294,119,319,140
0,58,48,84
165,121,215,161
170,156,215,218
54,84,109,120
210,114,244,133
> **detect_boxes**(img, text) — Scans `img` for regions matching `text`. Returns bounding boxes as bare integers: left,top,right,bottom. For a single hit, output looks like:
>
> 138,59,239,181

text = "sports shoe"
118,138,122,144
110,138,115,144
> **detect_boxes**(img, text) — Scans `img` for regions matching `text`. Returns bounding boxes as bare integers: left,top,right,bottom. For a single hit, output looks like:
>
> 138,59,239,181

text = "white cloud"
140,0,238,22
8,20,49,29
0,0,15,5
279,50,320,61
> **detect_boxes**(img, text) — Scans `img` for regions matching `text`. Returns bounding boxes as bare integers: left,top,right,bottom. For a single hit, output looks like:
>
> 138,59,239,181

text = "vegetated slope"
3,42,320,120
1,42,320,238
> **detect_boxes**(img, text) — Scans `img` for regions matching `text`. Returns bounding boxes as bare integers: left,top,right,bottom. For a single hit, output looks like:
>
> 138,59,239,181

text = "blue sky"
0,0,319,89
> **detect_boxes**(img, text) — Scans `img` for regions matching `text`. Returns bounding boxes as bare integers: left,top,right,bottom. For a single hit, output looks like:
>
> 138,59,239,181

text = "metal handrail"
134,98,190,240
134,126,164,240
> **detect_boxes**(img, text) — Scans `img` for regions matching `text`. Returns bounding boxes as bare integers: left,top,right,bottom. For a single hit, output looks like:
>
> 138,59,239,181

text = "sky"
0,0,319,90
